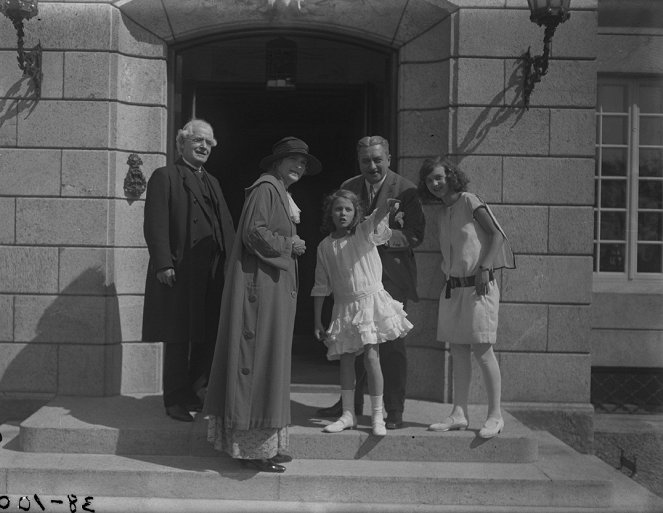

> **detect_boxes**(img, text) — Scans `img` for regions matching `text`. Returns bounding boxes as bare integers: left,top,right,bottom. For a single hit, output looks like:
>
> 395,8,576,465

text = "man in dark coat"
317,135,425,429
142,119,235,422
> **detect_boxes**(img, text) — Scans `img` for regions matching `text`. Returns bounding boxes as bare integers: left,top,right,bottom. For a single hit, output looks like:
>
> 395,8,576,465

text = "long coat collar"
246,173,291,225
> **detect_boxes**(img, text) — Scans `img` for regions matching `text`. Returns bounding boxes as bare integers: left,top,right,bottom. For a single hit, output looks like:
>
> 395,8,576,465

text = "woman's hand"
475,267,490,296
314,323,327,342
292,235,306,256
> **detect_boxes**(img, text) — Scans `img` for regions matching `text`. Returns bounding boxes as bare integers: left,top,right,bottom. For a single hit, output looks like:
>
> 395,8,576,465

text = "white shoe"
428,416,469,432
323,411,356,433
372,415,386,436
478,417,504,439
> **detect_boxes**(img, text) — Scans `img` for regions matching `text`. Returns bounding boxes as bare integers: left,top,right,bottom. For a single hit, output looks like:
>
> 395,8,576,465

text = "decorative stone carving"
123,153,147,199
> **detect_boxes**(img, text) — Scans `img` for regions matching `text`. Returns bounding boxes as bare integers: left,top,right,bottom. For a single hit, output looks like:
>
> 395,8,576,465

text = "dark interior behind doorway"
187,85,385,356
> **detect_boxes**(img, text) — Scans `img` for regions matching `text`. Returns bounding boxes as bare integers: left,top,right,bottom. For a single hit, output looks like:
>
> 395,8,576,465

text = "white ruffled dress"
311,211,413,360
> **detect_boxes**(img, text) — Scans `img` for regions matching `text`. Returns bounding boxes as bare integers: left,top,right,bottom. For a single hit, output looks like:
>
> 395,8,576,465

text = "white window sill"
593,276,663,294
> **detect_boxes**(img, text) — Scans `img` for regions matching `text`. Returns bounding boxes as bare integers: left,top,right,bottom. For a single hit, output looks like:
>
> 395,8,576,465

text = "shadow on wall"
0,268,123,409
454,59,527,158
0,77,39,126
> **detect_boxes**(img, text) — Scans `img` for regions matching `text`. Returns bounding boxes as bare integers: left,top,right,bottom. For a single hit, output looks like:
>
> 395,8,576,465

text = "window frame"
594,75,663,293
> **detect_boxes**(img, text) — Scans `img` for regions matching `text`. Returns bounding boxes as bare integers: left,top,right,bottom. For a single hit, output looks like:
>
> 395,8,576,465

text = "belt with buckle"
445,270,494,299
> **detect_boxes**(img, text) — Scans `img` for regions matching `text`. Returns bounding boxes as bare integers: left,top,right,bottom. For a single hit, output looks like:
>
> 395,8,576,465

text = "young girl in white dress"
311,189,413,436
418,157,515,439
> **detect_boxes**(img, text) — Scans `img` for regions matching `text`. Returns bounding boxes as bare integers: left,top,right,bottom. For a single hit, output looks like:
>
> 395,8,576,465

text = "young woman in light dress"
418,157,515,439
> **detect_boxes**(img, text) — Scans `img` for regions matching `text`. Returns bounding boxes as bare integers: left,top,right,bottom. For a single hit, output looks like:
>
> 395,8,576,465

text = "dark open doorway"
174,34,394,379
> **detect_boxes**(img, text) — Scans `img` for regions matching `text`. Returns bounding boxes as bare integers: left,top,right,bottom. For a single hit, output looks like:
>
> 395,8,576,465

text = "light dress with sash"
311,210,413,360
436,192,515,345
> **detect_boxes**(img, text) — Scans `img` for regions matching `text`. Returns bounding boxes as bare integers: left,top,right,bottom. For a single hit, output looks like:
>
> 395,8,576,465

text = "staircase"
2,386,661,512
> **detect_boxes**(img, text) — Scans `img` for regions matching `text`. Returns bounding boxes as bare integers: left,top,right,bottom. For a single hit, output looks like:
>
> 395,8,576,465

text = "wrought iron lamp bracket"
1,1,42,97
522,10,570,109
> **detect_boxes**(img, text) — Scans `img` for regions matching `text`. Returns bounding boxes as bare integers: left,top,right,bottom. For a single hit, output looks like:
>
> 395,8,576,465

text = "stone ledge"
505,401,595,454
20,393,537,464
0,393,54,424
2,426,615,509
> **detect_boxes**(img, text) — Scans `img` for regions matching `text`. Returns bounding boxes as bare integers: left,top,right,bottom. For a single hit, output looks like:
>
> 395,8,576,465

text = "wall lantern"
266,37,297,90
0,0,42,97
522,0,570,109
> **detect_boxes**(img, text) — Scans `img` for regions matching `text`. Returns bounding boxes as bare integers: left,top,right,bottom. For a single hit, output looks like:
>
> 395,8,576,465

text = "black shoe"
240,459,285,473
386,412,403,430
270,453,293,464
316,399,364,417
185,399,203,412
166,404,194,422
183,388,204,412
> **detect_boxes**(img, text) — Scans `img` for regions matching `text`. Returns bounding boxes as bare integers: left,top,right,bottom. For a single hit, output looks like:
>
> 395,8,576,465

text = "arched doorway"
117,0,453,391
172,34,396,375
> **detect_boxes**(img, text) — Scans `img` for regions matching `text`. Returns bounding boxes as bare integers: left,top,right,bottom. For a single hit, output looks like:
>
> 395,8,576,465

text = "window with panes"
595,78,663,280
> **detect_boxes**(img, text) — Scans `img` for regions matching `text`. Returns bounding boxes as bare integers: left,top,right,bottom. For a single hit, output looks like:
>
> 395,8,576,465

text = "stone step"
1,427,615,510
19,391,537,463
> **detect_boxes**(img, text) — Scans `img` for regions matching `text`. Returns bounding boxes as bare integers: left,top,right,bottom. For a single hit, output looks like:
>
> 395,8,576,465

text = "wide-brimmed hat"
259,136,322,176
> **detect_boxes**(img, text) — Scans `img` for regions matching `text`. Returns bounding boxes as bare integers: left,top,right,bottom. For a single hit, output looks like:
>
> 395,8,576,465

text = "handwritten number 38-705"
0,494,95,512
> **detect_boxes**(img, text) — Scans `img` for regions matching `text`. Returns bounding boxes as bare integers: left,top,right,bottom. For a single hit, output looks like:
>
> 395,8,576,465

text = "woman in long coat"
204,137,321,473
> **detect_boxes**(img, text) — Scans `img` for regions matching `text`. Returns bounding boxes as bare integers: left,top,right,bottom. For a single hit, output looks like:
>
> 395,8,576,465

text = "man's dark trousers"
162,237,224,408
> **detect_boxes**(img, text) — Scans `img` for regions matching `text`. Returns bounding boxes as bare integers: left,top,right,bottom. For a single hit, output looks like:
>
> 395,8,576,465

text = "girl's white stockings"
371,394,386,436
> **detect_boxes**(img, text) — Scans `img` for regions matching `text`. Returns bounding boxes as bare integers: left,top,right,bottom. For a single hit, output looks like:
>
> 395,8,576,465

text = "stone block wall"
402,0,598,432
0,0,167,399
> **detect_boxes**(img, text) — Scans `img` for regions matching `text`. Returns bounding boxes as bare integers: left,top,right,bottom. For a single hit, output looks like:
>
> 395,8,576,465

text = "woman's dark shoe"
240,458,286,473
270,453,293,464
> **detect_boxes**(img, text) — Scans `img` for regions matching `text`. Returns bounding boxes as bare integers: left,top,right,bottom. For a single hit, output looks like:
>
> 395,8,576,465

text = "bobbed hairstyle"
320,189,365,235
417,156,470,201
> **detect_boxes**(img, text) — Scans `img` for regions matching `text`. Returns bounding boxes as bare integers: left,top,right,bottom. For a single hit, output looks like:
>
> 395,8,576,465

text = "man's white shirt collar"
365,174,387,195
182,157,202,172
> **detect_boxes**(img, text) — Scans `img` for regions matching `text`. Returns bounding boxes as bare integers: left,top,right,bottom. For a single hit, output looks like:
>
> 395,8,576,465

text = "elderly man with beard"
142,119,235,422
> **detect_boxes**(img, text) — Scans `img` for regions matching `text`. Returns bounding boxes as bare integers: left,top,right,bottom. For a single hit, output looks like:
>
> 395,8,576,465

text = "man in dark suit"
317,135,425,429
142,119,235,422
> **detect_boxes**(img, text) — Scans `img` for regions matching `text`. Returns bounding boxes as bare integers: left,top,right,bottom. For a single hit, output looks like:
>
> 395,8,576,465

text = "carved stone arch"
114,0,457,49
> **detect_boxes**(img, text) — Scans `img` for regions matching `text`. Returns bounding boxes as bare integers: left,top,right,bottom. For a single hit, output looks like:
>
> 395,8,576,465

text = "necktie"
369,185,376,204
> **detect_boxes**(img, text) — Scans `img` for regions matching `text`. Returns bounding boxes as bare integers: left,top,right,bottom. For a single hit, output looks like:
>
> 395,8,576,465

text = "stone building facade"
0,0,659,448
